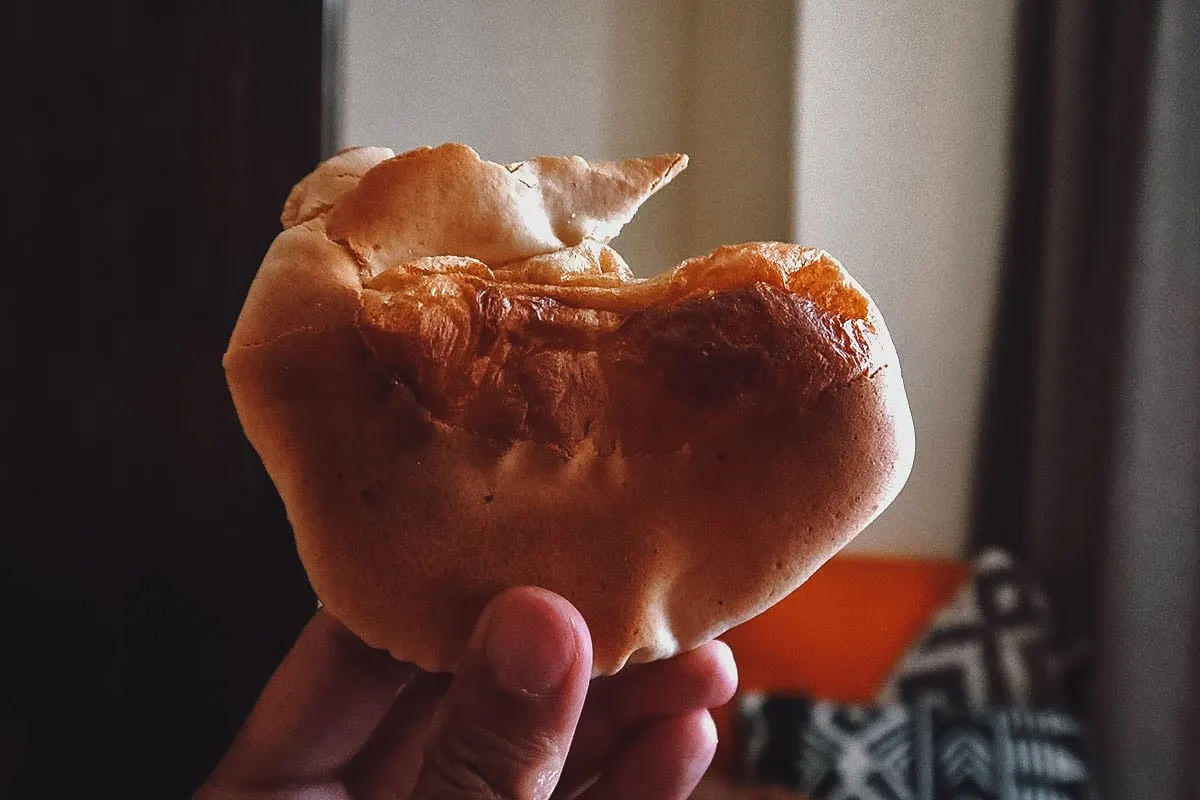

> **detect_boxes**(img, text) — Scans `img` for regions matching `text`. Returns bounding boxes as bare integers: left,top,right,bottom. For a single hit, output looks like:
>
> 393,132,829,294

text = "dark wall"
8,3,325,796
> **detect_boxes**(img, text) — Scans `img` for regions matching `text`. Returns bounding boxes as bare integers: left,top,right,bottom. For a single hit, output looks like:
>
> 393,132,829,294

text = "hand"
196,587,738,799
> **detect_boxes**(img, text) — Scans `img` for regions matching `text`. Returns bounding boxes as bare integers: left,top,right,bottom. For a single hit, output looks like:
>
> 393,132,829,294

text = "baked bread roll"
224,143,914,675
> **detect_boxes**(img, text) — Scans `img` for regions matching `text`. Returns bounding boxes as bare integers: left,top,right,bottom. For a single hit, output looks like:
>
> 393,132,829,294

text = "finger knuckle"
422,720,561,799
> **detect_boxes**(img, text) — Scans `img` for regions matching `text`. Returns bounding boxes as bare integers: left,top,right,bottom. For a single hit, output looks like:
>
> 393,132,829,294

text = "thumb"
413,587,592,799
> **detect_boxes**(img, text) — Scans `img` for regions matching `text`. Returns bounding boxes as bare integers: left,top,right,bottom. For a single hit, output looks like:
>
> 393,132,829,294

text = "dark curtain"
7,3,326,797
972,0,1199,797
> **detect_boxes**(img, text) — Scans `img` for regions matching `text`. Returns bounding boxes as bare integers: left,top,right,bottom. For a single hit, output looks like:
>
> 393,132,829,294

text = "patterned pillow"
739,694,1093,800
875,548,1064,711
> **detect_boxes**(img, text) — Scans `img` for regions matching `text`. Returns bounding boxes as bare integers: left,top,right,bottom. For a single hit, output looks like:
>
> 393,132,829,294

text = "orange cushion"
710,554,968,777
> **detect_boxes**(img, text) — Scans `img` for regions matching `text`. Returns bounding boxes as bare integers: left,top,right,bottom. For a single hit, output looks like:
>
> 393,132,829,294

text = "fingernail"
484,591,578,696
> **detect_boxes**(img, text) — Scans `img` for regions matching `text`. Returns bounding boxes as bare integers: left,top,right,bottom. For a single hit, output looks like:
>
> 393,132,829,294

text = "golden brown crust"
224,144,915,674
354,242,881,455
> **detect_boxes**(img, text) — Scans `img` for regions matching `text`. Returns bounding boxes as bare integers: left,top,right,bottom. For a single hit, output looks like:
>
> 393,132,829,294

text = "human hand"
196,587,738,799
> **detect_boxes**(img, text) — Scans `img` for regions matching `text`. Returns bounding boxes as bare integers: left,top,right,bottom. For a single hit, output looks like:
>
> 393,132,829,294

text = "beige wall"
340,1,1015,558
339,0,794,275
795,1,1015,556
340,0,683,274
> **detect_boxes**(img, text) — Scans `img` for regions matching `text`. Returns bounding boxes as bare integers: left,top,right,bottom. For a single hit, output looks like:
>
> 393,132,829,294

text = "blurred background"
7,1,1196,797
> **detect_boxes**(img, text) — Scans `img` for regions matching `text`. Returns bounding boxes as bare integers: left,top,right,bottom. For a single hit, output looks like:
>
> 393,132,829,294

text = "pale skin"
196,587,738,799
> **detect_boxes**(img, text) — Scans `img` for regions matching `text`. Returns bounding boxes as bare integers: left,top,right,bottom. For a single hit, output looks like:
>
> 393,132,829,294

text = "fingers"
206,609,417,788
577,709,718,800
412,587,592,799
344,672,450,799
558,640,737,792
592,640,738,724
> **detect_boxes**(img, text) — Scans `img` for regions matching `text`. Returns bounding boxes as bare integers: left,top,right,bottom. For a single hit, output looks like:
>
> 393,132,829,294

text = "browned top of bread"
224,143,913,674
357,243,878,456
234,143,885,457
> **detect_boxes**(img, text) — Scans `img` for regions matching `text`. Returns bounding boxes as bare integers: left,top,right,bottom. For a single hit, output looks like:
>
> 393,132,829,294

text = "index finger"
206,608,418,789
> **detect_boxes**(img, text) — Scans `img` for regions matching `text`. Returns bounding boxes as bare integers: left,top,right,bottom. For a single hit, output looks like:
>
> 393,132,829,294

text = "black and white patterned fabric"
875,549,1063,711
739,694,1093,800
